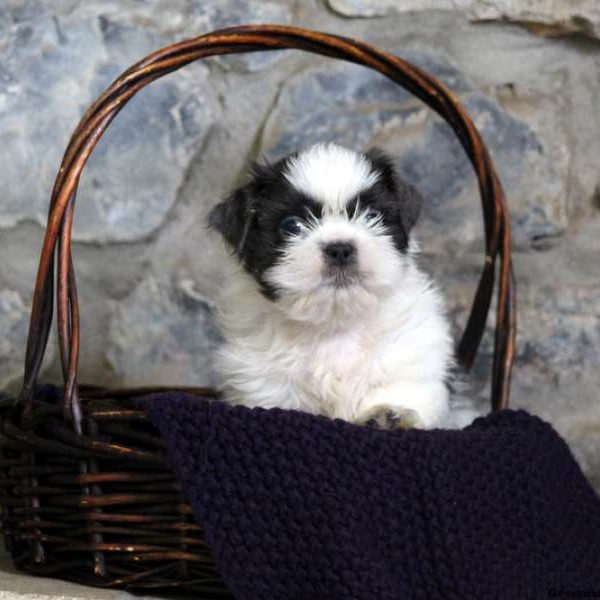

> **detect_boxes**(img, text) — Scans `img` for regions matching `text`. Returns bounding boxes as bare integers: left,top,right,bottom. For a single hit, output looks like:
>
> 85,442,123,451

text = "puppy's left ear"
366,147,423,234
208,187,256,257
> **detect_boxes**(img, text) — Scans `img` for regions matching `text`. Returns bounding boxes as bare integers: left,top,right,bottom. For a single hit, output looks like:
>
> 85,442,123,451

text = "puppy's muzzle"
323,241,357,267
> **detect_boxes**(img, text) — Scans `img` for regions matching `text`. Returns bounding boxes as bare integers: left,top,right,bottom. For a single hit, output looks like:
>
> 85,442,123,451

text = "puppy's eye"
364,208,382,222
280,216,306,236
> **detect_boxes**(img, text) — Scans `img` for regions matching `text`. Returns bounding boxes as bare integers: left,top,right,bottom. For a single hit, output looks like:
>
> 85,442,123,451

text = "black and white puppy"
208,143,453,429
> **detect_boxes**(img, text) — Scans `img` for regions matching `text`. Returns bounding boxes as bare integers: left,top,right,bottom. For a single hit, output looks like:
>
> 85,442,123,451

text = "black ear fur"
208,155,294,258
366,147,423,234
208,187,256,256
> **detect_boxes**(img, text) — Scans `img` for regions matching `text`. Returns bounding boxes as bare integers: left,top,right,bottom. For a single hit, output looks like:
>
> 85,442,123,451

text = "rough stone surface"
0,290,29,389
0,0,599,552
327,0,465,18
106,276,222,388
467,0,600,39
261,51,474,158
0,9,217,242
327,0,600,39
0,0,295,243
51,0,296,71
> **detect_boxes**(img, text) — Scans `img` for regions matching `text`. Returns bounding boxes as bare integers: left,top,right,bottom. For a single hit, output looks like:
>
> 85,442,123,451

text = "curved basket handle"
20,24,516,428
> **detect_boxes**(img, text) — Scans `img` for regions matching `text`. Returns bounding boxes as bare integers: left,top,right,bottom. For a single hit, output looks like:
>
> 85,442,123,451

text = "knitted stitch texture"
140,392,600,599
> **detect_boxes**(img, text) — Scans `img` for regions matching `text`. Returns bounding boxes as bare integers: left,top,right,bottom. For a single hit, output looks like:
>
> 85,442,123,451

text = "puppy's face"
209,143,422,324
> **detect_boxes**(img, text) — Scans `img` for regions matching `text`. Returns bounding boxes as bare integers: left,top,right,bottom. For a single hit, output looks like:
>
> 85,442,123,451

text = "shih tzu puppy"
208,143,453,429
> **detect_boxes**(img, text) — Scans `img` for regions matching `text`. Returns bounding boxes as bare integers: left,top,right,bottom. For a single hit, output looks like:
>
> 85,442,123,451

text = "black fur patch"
208,148,422,300
360,148,422,251
208,157,322,299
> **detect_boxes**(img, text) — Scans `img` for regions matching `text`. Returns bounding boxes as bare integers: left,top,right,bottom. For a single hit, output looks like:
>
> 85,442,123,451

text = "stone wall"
1,1,598,492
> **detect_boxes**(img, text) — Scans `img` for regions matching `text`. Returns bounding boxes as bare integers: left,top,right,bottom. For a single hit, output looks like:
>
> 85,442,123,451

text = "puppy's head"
209,143,422,324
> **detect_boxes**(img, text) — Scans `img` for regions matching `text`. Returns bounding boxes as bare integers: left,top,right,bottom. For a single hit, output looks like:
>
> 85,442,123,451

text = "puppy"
208,143,453,429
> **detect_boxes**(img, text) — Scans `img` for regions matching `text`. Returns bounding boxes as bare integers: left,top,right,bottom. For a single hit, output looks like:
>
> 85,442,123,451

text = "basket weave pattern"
0,385,229,594
0,25,515,594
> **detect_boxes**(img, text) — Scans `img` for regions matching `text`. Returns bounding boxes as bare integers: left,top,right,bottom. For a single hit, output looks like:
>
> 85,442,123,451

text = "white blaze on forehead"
283,143,379,213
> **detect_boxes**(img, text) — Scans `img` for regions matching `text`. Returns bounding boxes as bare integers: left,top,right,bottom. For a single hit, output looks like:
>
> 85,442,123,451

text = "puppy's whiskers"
305,207,320,230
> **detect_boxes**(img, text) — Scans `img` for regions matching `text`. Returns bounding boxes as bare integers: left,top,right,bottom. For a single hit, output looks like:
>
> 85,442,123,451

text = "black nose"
323,241,357,266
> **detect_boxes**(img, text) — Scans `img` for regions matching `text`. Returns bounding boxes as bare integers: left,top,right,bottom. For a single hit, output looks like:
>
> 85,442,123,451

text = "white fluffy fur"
213,143,454,429
284,143,380,213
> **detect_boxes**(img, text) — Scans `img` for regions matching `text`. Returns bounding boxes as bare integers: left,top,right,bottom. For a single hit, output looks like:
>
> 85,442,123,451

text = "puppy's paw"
356,405,425,430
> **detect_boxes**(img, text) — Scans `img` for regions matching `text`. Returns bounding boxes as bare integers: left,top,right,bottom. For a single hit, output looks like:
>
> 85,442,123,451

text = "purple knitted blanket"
140,392,600,599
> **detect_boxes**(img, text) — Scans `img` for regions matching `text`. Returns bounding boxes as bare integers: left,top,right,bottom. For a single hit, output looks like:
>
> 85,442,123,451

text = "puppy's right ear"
208,188,256,257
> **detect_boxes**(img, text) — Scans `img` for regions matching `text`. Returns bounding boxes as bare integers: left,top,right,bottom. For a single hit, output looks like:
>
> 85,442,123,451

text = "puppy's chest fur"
215,266,450,423
219,314,385,419
286,326,381,416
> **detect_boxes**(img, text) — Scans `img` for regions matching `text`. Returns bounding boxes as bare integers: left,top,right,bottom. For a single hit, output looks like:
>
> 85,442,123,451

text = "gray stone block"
106,276,222,387
327,0,600,40
0,11,218,243
0,290,29,389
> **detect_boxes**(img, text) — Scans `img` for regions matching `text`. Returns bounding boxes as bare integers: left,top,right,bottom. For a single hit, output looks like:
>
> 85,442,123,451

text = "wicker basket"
0,25,515,596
